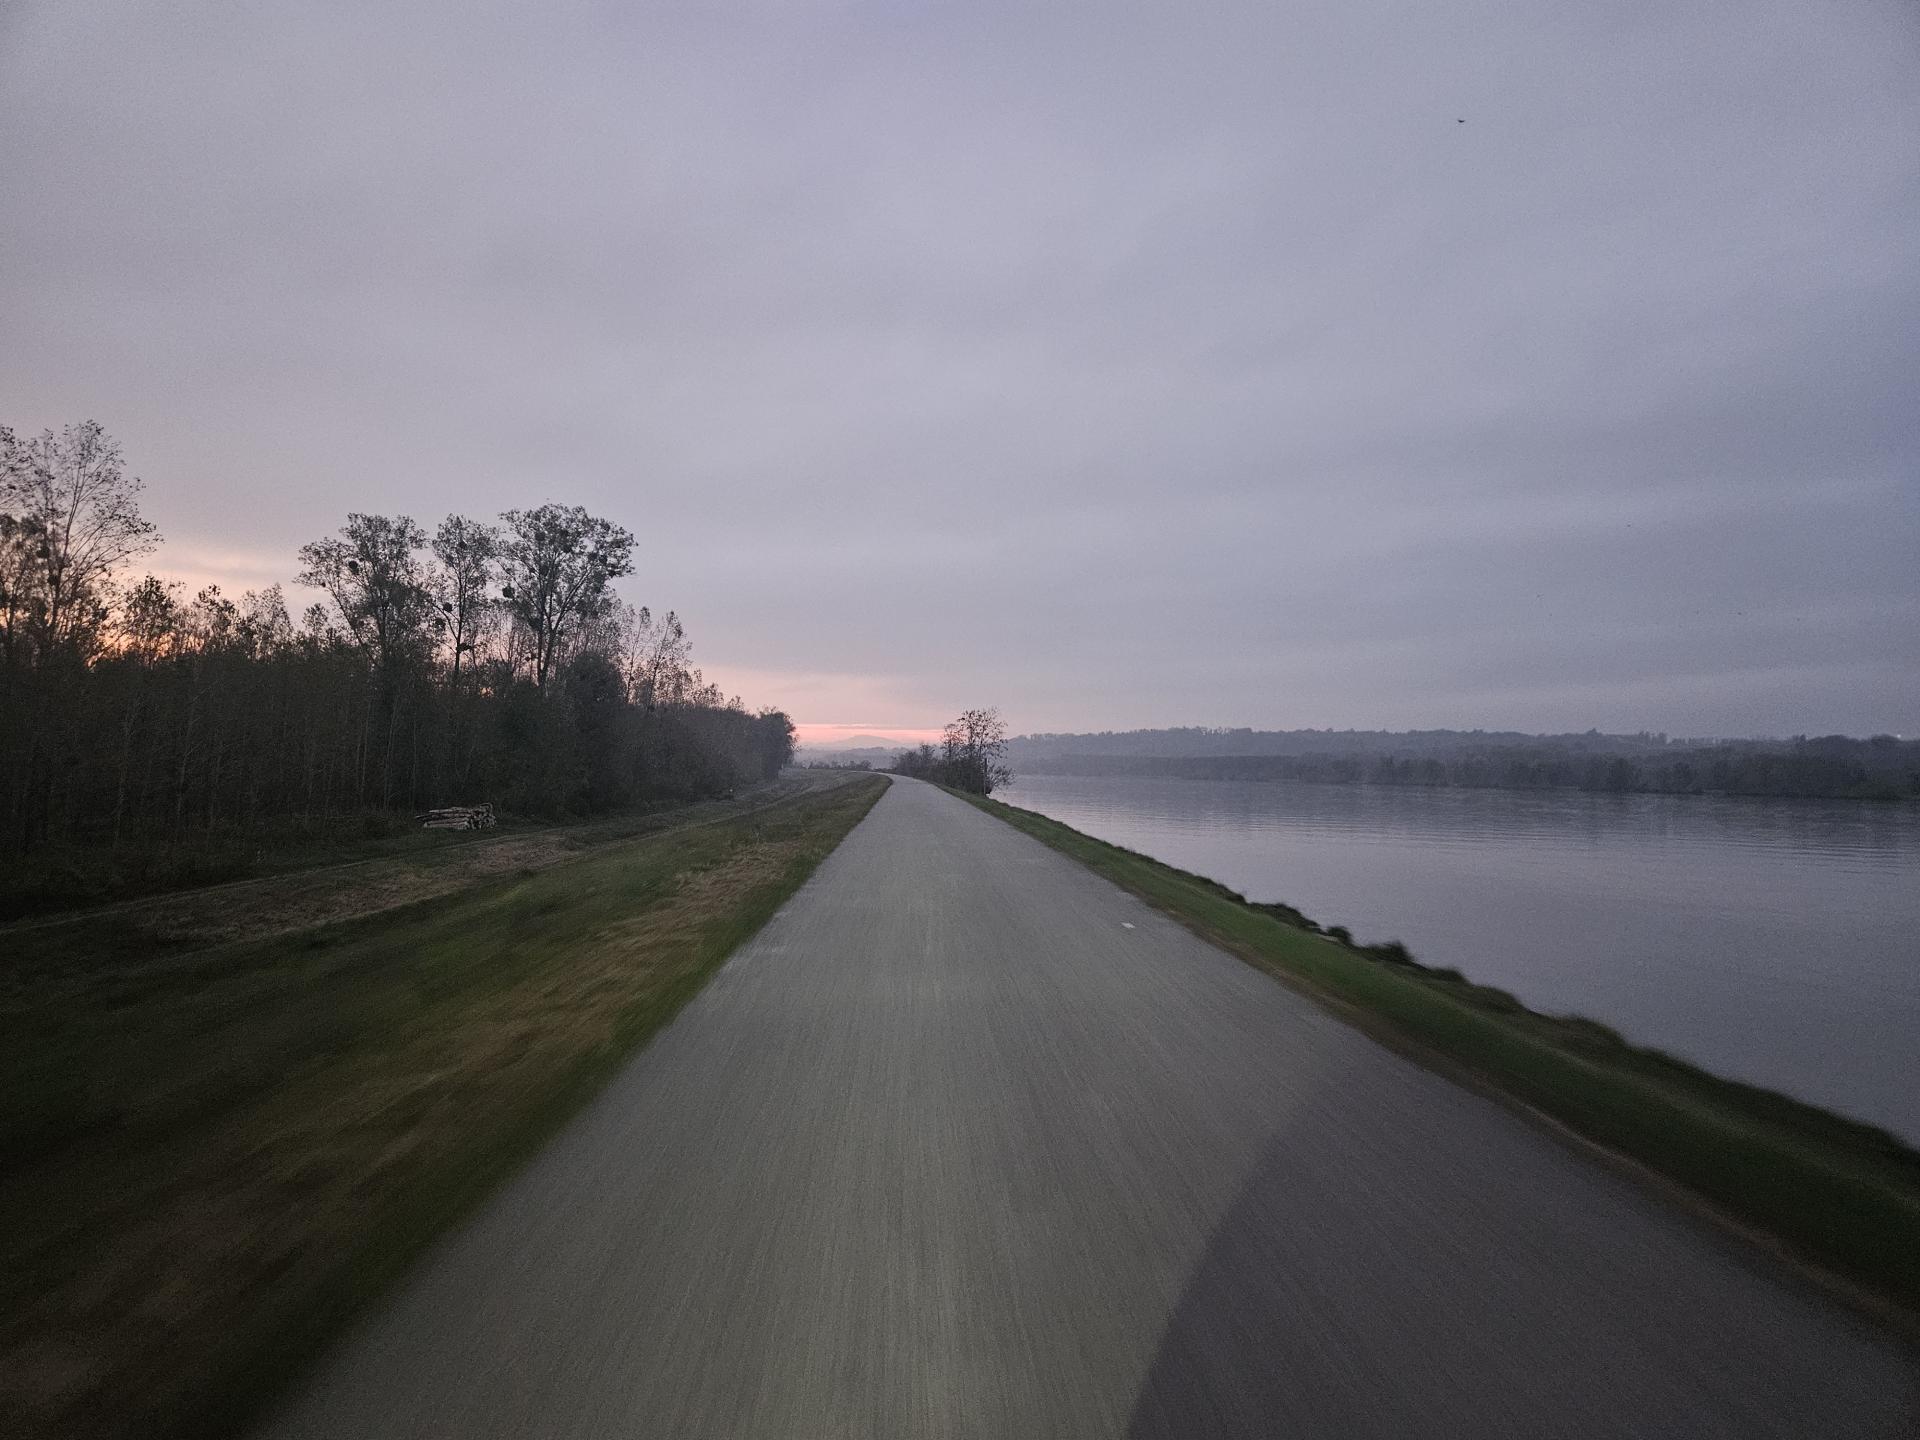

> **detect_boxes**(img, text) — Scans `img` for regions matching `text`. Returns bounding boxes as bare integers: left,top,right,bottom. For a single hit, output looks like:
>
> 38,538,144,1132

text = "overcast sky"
3,0,1916,741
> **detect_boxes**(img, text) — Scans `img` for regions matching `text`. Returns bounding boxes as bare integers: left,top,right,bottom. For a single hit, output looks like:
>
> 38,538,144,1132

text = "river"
997,773,1920,1142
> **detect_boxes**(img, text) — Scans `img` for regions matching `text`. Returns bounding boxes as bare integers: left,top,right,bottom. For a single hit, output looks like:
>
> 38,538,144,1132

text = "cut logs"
415,804,496,831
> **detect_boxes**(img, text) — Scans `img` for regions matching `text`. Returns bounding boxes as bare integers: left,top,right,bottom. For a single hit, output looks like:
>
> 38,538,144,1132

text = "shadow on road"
1124,1077,1914,1438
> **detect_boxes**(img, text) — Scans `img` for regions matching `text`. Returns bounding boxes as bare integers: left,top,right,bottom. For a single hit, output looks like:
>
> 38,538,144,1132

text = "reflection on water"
1001,774,1920,1141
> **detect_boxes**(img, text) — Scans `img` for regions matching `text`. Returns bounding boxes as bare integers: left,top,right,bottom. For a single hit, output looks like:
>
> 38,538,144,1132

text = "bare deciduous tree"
944,707,1012,794
895,708,1012,794
118,575,182,666
0,421,158,662
297,514,434,677
498,504,635,689
625,607,694,710
429,515,500,685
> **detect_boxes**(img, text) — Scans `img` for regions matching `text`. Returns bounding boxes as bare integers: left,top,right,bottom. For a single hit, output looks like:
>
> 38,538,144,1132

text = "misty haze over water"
1000,773,1920,1142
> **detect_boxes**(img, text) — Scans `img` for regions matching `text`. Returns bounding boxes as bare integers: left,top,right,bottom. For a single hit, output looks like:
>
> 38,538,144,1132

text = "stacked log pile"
416,804,496,830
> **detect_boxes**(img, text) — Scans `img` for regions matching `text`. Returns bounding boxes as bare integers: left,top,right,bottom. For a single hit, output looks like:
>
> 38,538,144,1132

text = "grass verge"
0,775,835,969
0,776,816,924
957,789,1920,1329
0,775,888,1440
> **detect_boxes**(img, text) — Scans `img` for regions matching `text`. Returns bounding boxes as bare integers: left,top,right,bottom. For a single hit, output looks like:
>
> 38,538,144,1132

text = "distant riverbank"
1017,747,1918,802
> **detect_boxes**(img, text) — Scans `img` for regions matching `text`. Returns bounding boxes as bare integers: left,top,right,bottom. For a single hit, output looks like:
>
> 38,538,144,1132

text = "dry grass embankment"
0,775,888,1440
0,774,830,945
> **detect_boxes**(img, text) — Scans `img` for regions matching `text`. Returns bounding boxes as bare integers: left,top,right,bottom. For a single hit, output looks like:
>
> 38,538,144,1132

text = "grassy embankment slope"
0,776,836,955
1,780,824,921
959,790,1920,1329
0,774,889,1440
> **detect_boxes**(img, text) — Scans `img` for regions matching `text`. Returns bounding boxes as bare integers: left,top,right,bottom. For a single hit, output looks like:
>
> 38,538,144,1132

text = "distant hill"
1009,727,1698,762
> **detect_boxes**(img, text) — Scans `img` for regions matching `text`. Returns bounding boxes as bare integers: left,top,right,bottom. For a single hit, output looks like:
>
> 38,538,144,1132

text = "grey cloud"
2,0,1915,734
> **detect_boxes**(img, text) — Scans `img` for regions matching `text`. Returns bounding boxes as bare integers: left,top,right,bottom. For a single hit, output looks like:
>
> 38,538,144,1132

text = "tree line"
1010,726,1701,761
1016,736,1920,801
890,709,1012,794
1,421,795,899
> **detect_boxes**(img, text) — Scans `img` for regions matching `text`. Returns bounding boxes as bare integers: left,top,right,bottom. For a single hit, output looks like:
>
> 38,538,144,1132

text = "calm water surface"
1000,774,1920,1141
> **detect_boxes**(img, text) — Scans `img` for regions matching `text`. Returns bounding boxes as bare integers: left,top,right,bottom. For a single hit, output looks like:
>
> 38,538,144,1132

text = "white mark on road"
1121,922,1135,929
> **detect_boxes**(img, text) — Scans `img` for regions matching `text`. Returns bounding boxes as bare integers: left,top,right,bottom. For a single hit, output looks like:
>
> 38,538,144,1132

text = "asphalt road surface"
261,777,1916,1438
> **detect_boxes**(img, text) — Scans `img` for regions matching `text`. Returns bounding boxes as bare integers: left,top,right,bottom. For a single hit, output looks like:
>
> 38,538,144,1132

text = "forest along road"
258,777,1917,1438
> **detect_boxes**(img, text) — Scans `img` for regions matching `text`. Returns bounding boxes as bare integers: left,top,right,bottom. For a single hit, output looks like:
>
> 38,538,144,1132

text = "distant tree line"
1013,734,1920,801
0,421,795,888
1014,726,1723,762
892,709,1012,795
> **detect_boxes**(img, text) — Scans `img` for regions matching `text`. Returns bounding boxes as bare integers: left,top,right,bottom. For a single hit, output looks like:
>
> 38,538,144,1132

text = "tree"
497,504,635,690
0,421,158,662
237,585,294,659
182,585,240,654
754,708,797,776
942,707,1012,795
296,516,437,807
0,419,810,871
0,513,41,669
624,606,693,710
296,514,434,677
429,515,500,685
119,575,181,665
892,709,1012,794
892,742,941,781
